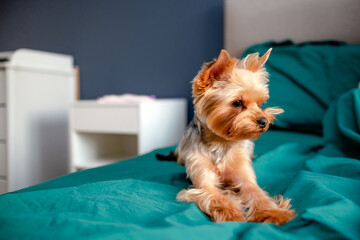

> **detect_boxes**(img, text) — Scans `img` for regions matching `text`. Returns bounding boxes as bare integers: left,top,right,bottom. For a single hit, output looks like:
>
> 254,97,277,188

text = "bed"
1,0,360,239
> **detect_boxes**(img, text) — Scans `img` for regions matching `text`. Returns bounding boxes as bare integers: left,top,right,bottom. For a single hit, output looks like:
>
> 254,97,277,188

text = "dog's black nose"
257,118,268,129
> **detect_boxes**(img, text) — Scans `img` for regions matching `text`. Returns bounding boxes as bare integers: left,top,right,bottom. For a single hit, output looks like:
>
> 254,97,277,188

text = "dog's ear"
240,48,272,72
265,107,284,115
264,107,284,123
194,50,237,95
203,50,234,81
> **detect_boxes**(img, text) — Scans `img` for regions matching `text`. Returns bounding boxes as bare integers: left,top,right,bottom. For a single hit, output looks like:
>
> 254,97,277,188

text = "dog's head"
192,49,283,141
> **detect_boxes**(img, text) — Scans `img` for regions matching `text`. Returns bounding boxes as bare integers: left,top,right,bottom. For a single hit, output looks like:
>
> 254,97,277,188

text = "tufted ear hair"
194,49,237,95
264,107,284,123
239,48,272,72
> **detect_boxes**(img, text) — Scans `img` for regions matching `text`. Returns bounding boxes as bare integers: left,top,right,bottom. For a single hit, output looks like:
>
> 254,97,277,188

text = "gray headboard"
224,0,360,57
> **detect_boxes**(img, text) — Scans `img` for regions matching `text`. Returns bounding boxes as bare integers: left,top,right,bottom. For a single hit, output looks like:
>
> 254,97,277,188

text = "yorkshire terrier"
158,49,296,224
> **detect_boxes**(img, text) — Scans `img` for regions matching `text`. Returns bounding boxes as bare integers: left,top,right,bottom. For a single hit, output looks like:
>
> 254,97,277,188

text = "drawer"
0,70,5,104
0,179,7,195
71,107,139,134
0,144,5,176
0,108,5,140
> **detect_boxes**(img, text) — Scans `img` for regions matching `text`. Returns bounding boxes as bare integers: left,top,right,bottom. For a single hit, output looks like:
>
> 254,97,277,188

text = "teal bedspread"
1,40,360,239
0,89,359,239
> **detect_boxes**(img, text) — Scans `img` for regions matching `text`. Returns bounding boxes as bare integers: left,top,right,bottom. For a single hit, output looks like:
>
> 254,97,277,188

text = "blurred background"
0,0,224,117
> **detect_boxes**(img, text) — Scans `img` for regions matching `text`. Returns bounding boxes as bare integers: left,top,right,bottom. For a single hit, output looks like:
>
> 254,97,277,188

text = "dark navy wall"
0,0,224,120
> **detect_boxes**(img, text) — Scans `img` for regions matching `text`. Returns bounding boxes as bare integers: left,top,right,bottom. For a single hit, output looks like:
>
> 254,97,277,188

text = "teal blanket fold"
242,41,360,134
0,93,360,236
0,98,359,238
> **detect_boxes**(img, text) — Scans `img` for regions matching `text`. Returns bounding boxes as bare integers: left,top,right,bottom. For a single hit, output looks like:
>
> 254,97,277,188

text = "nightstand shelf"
71,132,138,170
69,99,187,171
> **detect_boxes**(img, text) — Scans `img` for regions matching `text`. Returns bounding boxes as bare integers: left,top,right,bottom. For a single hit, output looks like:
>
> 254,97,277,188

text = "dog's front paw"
273,195,292,210
210,205,245,222
247,208,297,225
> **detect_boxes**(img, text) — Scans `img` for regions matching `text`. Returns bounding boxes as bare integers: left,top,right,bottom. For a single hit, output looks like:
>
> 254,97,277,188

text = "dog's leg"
225,150,296,225
177,153,245,222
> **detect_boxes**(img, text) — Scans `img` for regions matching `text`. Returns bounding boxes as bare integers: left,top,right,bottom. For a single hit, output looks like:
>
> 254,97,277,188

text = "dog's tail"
155,151,177,161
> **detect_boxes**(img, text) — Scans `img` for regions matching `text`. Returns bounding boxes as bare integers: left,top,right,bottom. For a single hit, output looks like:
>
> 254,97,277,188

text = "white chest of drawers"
0,49,75,194
69,99,187,171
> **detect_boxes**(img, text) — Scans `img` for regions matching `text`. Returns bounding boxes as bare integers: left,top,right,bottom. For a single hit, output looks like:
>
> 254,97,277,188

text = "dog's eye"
232,100,244,108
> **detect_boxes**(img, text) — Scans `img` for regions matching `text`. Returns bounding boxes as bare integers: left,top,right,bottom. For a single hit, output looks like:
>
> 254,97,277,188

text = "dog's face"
193,49,283,141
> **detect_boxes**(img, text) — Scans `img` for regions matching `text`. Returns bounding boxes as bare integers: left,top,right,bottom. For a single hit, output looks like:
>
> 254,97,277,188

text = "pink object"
97,94,156,104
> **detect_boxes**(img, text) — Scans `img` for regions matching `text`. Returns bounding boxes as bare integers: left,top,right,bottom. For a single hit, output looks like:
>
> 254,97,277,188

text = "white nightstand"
69,99,187,171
